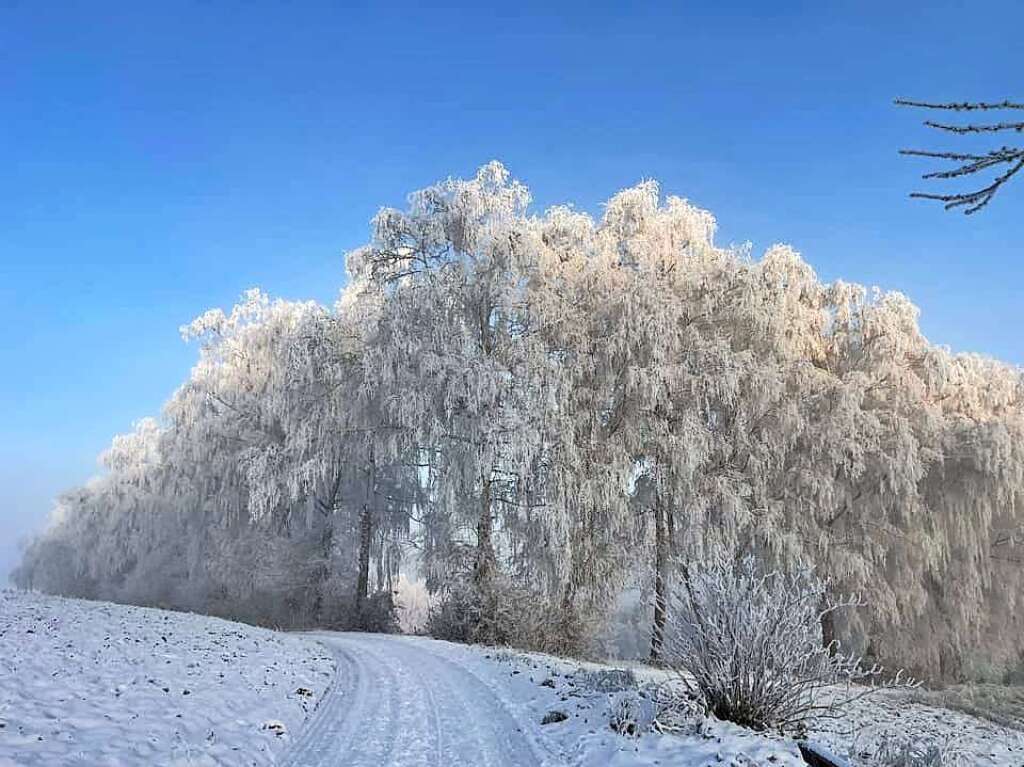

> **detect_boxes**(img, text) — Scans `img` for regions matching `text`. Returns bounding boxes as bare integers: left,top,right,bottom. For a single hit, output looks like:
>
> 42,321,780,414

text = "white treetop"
14,163,1023,679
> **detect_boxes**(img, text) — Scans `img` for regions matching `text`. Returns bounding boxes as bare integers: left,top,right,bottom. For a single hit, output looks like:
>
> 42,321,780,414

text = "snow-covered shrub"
541,603,601,657
426,577,526,645
607,690,656,736
426,575,554,647
584,668,638,693
662,555,916,733
650,680,706,734
860,733,965,767
427,579,486,643
355,590,400,633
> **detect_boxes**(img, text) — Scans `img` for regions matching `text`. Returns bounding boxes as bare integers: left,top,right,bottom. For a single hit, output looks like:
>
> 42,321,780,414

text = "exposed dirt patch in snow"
0,589,334,766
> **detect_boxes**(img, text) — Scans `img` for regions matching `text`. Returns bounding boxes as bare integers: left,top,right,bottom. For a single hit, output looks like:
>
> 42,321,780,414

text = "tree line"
14,162,1024,681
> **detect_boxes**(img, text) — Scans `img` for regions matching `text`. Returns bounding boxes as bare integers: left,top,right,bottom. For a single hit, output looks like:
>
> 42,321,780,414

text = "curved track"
281,633,559,767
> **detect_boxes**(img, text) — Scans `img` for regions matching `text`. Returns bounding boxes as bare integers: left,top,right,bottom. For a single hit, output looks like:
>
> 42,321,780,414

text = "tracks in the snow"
280,633,559,767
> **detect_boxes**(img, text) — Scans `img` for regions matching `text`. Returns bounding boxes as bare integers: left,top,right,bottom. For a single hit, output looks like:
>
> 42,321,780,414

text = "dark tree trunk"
821,603,836,652
650,504,670,662
559,540,584,653
355,504,373,624
473,475,500,641
313,521,333,625
354,448,376,628
312,471,345,627
474,475,496,586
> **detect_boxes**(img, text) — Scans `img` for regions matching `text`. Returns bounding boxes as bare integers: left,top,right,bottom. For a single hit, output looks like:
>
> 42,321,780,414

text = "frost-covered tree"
759,275,1024,676
347,162,557,642
529,186,814,660
533,186,772,659
17,289,413,629
170,288,415,627
14,162,1024,679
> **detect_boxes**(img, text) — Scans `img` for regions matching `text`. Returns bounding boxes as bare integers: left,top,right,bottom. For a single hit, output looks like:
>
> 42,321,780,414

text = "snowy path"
281,633,561,767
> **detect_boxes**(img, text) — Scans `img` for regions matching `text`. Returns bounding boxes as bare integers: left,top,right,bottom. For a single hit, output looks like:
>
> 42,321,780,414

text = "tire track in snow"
280,633,564,767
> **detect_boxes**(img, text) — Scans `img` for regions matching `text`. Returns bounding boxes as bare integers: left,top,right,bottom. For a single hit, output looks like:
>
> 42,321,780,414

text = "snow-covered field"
0,590,334,766
480,646,1024,767
278,633,1024,767
810,683,1024,766
2,589,1022,766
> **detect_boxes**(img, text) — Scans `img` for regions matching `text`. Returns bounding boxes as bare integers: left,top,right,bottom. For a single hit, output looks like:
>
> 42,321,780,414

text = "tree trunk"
559,553,583,654
474,475,496,586
313,521,333,625
355,504,373,625
312,471,345,627
650,504,670,662
354,448,376,628
821,603,836,652
559,504,595,655
473,475,500,641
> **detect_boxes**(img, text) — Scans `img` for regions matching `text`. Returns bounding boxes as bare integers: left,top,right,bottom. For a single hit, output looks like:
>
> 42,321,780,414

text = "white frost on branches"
662,555,917,733
13,162,1024,681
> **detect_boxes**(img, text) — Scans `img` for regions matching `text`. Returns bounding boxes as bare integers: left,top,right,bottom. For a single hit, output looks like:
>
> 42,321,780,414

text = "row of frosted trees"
14,163,1024,680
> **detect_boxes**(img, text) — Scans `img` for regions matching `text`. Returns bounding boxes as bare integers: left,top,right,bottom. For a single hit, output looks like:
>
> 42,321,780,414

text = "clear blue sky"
1,1,1021,580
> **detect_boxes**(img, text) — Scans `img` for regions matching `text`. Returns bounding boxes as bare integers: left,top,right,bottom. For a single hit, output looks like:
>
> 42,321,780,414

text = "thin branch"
895,98,1024,111
922,119,1024,135
909,157,1024,214
897,97,1024,213
898,149,992,162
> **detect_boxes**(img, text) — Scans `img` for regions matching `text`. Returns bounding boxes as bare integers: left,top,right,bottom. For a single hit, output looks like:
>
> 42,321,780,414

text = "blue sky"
1,1,1021,579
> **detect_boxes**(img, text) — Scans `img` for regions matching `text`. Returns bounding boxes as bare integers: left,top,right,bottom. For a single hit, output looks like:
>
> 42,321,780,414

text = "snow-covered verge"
0,589,335,766
457,643,1024,767
2,594,1020,767
810,685,1024,766
382,637,804,766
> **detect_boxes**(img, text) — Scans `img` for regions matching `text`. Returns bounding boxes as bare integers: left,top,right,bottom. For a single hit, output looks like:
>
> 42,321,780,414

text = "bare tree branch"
895,98,1024,111
921,120,1024,134
909,158,1024,214
897,97,1024,213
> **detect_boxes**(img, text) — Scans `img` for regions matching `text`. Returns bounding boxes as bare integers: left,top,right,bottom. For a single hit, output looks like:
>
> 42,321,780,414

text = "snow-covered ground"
0,589,334,766
810,683,1024,765
2,590,1021,766
281,633,1023,766
474,645,1024,767
278,632,806,766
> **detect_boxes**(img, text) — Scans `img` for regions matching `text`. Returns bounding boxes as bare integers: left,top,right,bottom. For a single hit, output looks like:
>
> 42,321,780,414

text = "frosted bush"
607,691,655,737
426,576,548,647
426,579,483,643
860,734,966,767
663,555,917,733
584,668,637,693
353,590,400,633
650,680,706,734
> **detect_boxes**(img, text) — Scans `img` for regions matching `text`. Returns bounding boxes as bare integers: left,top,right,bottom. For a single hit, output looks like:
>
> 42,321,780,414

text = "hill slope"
0,590,334,766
